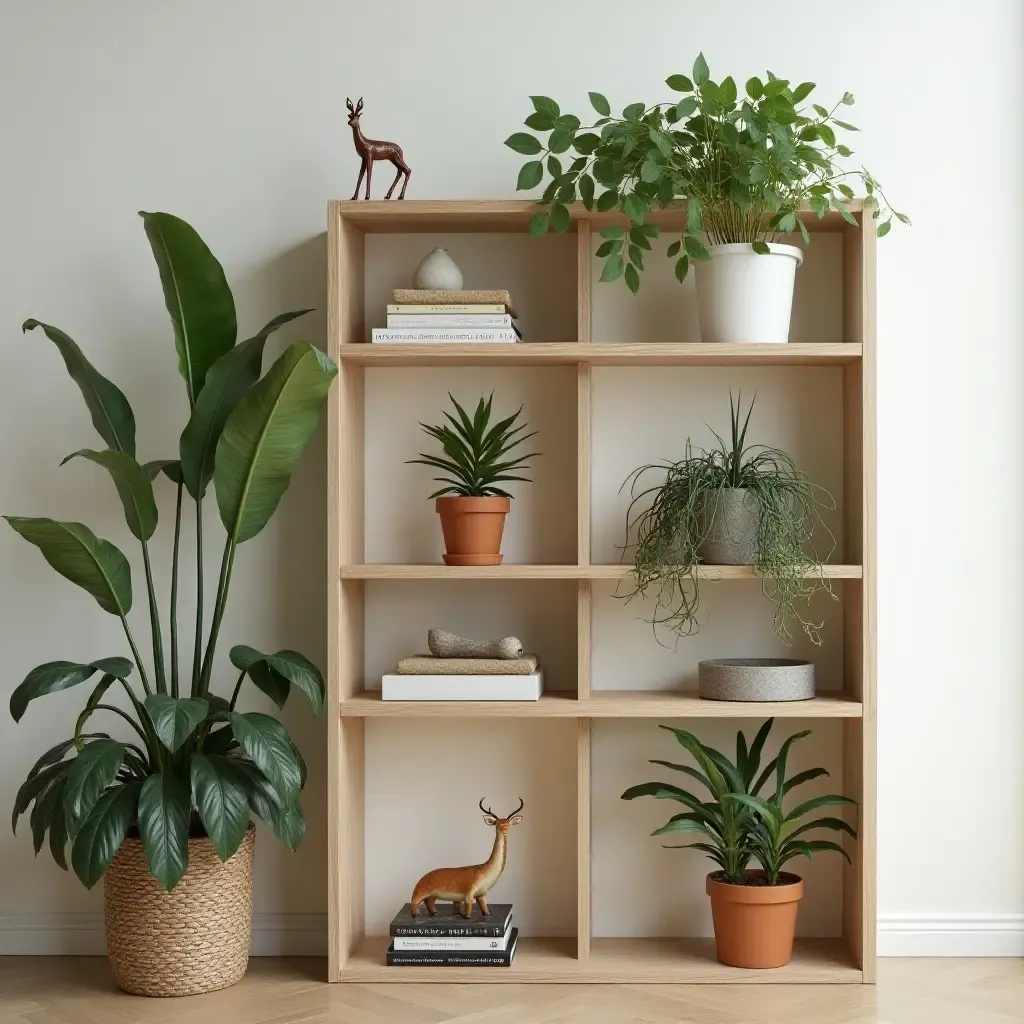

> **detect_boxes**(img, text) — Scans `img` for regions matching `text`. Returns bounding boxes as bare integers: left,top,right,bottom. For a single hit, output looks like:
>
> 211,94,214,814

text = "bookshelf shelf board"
340,342,862,367
341,936,859,984
341,690,861,719
336,198,862,234
341,564,863,581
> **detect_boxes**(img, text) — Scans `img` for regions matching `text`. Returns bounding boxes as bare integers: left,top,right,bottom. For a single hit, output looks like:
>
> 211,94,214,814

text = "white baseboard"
0,912,327,956
878,914,1024,956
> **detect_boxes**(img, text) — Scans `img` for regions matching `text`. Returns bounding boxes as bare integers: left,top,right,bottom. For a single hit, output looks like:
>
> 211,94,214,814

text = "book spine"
391,923,506,937
371,329,520,343
387,304,506,314
393,935,510,951
386,950,513,966
386,315,517,329
381,672,543,702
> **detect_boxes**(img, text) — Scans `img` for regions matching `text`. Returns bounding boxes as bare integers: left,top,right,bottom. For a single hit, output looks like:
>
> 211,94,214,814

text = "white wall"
0,0,1021,956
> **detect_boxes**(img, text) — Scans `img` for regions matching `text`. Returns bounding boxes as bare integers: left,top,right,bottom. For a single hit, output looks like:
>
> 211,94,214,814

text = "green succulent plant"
8,212,336,890
622,720,856,885
407,392,539,499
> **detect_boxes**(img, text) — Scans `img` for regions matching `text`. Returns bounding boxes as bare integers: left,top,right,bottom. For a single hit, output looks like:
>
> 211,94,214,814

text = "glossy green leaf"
140,212,237,405
523,112,553,132
666,74,693,92
684,235,711,261
138,773,191,889
692,53,710,86
190,754,251,861
550,203,571,234
746,76,764,100
530,95,559,119
791,81,815,103
73,674,119,750
71,782,140,888
62,450,157,541
142,459,183,484
624,263,640,294
4,518,131,616
229,646,325,716
600,255,624,282
214,343,337,544
30,775,66,854
144,695,208,753
505,133,541,155
588,91,610,115
516,161,543,191
528,210,549,237
240,763,306,852
22,320,136,455
579,173,595,210
229,712,301,800
63,739,125,830
13,761,71,834
674,255,690,282
9,658,131,722
751,240,771,255
26,735,108,783
48,785,70,869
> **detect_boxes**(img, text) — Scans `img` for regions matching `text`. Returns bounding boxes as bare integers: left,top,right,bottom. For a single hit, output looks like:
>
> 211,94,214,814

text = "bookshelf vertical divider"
326,200,875,984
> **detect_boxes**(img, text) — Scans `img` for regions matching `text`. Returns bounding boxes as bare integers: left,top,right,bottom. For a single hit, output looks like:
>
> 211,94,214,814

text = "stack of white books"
371,289,522,344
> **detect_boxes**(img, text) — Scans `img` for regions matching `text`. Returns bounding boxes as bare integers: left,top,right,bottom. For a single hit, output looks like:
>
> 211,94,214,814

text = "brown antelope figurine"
346,97,411,200
410,798,524,918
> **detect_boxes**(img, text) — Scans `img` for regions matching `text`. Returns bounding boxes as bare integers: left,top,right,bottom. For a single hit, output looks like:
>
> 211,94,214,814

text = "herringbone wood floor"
1,957,1021,1023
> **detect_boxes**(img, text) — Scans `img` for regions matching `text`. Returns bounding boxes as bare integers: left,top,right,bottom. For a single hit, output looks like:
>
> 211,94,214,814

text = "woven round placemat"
104,824,255,997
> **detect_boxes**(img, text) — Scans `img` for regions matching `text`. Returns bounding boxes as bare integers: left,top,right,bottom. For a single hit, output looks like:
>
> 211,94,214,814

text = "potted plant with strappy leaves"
506,53,906,343
408,393,538,566
622,719,856,968
7,213,336,997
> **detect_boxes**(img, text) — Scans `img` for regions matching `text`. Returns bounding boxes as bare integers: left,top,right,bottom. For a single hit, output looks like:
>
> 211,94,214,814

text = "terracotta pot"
435,496,510,565
706,869,804,968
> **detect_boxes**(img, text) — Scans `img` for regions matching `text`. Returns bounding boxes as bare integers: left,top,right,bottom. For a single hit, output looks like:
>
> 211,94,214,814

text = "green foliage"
619,393,837,644
7,213,334,890
506,54,907,289
622,720,856,885
407,393,539,499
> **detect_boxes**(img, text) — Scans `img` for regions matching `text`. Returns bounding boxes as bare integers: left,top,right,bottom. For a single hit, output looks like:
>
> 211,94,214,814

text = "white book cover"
381,672,543,701
393,928,514,951
386,314,519,329
371,329,521,344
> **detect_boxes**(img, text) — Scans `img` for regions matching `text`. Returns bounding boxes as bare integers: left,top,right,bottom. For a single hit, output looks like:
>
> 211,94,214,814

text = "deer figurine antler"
410,798,524,918
346,96,411,200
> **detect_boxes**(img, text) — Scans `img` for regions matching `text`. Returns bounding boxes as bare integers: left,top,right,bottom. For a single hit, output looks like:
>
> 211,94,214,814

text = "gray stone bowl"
698,658,815,702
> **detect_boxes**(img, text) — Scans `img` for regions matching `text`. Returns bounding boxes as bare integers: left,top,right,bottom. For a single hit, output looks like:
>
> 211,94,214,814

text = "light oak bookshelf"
326,199,876,984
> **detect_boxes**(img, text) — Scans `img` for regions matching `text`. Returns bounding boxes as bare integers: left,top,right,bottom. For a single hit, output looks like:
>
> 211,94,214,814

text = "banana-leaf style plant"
621,719,856,882
505,52,907,292
407,392,538,499
620,393,836,645
8,212,337,891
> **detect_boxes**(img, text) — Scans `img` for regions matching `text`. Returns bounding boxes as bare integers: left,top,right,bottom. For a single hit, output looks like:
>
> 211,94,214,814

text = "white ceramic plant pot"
695,243,804,344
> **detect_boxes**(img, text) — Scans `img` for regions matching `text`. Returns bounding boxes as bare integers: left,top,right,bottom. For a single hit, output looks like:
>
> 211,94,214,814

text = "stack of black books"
386,903,518,967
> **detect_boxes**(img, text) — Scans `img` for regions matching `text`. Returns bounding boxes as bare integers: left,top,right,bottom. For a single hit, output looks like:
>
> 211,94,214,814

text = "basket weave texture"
104,824,255,997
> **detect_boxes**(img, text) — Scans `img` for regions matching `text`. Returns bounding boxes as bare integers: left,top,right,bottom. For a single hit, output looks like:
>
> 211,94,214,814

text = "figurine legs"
424,896,438,915
364,159,373,199
459,900,473,919
475,894,490,916
351,159,367,201
385,157,411,200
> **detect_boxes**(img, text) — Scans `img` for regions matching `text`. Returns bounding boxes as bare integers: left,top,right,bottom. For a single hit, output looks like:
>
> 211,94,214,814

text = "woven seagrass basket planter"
104,823,255,997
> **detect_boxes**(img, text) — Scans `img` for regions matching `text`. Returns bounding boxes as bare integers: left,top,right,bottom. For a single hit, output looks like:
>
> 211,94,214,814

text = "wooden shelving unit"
326,199,876,984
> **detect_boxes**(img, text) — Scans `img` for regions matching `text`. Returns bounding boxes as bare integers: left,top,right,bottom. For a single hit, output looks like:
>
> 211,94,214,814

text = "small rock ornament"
428,629,523,659
413,247,464,290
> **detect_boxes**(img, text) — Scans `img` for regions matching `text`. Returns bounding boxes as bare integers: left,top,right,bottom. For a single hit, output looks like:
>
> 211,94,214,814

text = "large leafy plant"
407,393,538,499
505,52,907,292
620,393,836,644
622,720,855,885
8,213,337,891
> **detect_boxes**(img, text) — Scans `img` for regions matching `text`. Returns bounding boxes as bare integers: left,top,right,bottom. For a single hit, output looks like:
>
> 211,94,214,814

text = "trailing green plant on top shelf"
8,212,337,891
618,392,836,644
505,52,907,292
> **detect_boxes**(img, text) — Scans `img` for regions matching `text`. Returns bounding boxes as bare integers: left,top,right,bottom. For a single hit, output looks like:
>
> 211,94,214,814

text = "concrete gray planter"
698,487,760,565
698,658,816,702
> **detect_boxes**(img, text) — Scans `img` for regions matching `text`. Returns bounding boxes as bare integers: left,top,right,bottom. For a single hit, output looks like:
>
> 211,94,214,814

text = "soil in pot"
706,869,804,969
436,496,510,566
695,242,804,344
697,487,760,565
104,824,255,996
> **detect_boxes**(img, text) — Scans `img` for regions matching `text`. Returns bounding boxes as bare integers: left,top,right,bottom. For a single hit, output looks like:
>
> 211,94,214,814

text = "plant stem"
228,667,247,711
191,497,205,697
197,537,238,699
120,618,152,696
141,542,167,694
170,480,183,698
95,703,152,745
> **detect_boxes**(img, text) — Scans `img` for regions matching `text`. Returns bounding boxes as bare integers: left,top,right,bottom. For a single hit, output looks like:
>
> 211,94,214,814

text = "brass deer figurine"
346,97,411,200
410,798,524,918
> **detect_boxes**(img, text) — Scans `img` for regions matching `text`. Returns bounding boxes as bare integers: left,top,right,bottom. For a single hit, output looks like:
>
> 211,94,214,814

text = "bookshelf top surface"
333,199,865,234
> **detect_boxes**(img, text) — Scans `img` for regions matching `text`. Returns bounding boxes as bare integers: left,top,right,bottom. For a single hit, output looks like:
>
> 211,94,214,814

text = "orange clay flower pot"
436,496,510,566
706,870,804,969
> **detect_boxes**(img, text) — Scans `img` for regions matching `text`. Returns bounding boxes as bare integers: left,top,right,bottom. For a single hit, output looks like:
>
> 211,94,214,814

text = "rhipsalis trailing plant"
622,720,856,885
407,393,538,499
505,53,908,292
619,393,836,645
8,213,337,890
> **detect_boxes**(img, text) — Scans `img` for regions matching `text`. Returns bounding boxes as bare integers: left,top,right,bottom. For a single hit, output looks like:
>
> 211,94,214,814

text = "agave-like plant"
407,392,538,498
621,719,854,885
8,212,337,890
